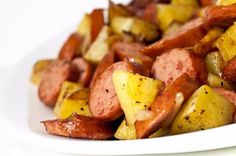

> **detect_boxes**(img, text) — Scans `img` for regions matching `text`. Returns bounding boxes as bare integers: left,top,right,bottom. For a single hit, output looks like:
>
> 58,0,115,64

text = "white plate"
1,14,236,156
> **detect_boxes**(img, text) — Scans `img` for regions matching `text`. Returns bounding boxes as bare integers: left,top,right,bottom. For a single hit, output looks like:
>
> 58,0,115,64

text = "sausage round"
72,57,93,87
58,33,82,61
42,113,114,140
89,51,115,88
223,57,236,82
151,48,207,85
113,41,154,69
141,18,206,57
38,60,78,107
89,61,135,121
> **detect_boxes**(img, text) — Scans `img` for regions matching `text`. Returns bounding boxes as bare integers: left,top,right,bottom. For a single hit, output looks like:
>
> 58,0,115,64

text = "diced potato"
207,73,233,90
194,28,224,55
77,14,91,55
113,70,163,125
58,88,92,119
114,119,136,140
171,85,235,135
111,17,159,42
162,22,181,37
84,26,111,64
157,4,196,31
108,1,131,23
171,0,199,7
31,59,53,86
54,81,83,117
115,119,169,140
216,0,236,6
205,51,225,77
216,23,236,62
149,128,170,138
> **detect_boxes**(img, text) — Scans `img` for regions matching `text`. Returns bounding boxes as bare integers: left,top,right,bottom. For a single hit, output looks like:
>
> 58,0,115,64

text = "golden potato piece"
84,26,111,64
31,59,53,86
58,88,92,119
171,85,235,135
157,4,196,31
54,81,83,118
113,70,163,125
216,23,236,62
207,73,233,90
111,17,159,42
205,51,225,77
114,119,136,140
216,0,236,6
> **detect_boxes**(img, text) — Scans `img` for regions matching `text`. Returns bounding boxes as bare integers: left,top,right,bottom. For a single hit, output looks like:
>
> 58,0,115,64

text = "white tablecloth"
0,0,236,155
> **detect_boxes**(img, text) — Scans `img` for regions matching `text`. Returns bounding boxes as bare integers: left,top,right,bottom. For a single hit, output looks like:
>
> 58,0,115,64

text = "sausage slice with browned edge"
89,60,148,121
135,74,199,139
113,41,154,69
42,113,114,140
205,4,236,28
58,33,83,61
223,57,236,82
151,48,207,85
72,57,93,87
89,51,115,88
38,60,78,107
140,18,207,57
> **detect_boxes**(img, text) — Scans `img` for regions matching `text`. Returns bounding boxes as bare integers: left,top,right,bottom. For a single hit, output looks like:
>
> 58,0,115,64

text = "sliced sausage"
151,48,207,85
89,61,134,121
90,9,104,41
89,60,148,121
58,33,82,61
135,74,199,138
38,60,78,107
113,41,153,69
89,51,115,88
42,113,114,140
72,57,93,87
223,57,236,82
213,88,236,106
205,4,236,28
200,0,215,7
141,18,206,57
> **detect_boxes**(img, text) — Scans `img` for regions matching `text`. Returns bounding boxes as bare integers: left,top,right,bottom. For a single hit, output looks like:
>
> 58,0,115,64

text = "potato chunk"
216,23,236,62
207,73,233,90
157,4,196,31
113,70,163,139
31,59,53,86
216,0,236,6
171,85,235,135
58,88,92,119
54,81,83,118
205,51,225,76
111,17,159,42
84,26,111,64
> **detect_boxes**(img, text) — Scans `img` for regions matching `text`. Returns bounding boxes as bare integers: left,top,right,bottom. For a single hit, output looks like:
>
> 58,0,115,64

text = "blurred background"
0,0,236,155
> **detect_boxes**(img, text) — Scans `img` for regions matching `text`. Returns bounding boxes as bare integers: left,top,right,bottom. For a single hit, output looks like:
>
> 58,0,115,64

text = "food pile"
31,0,236,140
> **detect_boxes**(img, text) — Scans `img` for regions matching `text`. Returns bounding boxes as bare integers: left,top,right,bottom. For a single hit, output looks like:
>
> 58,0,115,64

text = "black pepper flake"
200,110,205,115
136,101,141,104
144,105,147,108
80,108,84,111
177,125,183,129
200,128,205,130
221,81,224,86
191,103,194,106
105,89,109,93
184,116,190,121
205,91,208,94
139,78,143,81
148,108,151,111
